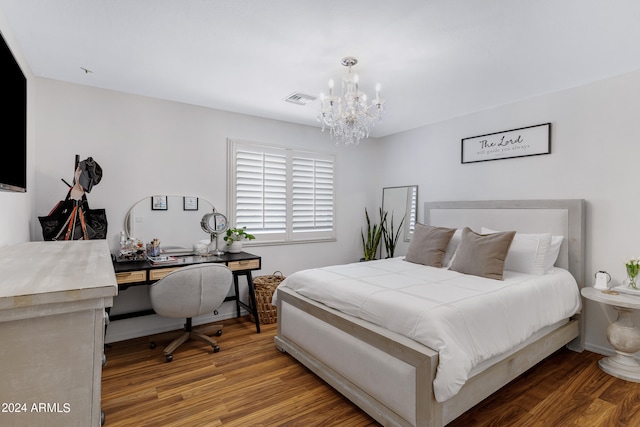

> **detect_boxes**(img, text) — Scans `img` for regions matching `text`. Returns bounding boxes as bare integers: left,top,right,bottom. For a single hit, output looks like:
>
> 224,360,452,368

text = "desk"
112,251,262,333
581,287,640,382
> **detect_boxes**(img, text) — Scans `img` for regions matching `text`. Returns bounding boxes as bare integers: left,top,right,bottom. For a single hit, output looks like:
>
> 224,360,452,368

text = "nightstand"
581,286,640,382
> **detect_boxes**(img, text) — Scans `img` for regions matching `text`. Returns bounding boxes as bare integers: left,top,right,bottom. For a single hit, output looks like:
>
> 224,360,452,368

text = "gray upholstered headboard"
424,199,585,288
424,199,586,350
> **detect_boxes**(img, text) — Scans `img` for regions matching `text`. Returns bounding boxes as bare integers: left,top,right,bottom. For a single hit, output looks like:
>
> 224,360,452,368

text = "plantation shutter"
235,147,287,235
291,154,334,239
229,139,335,244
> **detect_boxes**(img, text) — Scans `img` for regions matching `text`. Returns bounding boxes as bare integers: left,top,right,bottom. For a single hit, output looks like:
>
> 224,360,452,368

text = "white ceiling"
2,0,640,138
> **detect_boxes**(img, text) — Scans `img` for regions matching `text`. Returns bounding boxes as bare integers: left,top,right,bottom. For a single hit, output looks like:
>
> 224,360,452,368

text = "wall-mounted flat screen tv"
0,30,27,193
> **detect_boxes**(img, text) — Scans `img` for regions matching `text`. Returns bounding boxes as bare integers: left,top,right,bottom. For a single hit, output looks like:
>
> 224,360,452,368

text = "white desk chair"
149,263,232,362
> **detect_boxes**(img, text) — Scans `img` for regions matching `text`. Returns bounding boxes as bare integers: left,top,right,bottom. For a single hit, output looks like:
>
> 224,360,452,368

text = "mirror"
382,185,418,256
200,212,229,255
125,195,218,250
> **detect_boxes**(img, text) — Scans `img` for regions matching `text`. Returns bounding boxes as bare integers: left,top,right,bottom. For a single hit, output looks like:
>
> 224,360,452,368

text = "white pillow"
481,227,551,275
544,235,564,272
442,228,462,267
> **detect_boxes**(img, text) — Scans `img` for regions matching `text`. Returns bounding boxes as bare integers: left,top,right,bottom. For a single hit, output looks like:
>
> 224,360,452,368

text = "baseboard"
584,342,615,357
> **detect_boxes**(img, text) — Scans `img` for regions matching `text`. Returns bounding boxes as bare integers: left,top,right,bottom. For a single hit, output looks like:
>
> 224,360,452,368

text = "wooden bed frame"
275,199,585,427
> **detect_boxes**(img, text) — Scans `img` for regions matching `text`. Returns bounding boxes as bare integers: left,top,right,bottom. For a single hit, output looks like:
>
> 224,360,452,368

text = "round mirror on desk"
201,212,228,256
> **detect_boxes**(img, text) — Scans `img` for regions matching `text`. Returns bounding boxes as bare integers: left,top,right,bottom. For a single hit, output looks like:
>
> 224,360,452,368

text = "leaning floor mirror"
381,185,418,258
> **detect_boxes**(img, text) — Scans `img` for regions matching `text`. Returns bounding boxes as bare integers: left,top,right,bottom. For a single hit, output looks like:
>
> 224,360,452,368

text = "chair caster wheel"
213,345,220,353
165,354,173,362
216,330,223,336
150,342,156,349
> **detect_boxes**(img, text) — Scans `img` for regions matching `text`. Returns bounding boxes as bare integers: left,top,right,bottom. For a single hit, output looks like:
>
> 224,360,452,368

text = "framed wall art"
461,123,551,164
151,195,168,211
183,196,199,211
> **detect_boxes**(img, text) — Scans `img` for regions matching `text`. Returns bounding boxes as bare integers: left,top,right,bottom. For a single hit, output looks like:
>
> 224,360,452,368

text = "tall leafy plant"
361,208,386,261
382,212,406,258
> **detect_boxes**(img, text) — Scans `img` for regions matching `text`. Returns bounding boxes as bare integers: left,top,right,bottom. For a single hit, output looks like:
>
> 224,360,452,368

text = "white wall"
32,78,380,342
376,69,640,355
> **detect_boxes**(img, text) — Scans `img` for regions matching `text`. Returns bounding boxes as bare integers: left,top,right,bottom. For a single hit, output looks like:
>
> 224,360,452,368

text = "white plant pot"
228,241,243,253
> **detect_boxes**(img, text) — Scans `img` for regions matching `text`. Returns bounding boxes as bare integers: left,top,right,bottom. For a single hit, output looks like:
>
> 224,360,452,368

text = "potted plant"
361,208,386,261
224,226,255,253
382,212,406,258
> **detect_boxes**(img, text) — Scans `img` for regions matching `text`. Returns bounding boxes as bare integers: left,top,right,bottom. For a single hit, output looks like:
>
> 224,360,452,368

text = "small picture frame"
151,195,168,211
183,196,199,211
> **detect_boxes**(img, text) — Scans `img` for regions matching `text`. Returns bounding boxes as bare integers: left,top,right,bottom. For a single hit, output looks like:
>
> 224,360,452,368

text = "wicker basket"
249,271,285,324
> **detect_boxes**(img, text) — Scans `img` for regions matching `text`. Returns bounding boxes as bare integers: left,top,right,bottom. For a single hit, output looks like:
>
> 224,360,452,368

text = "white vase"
228,241,243,253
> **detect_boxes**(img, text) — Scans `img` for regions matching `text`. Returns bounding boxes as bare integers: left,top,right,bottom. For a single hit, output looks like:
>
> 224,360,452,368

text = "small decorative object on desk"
224,227,255,253
147,255,177,265
624,257,640,289
147,238,161,257
116,237,146,262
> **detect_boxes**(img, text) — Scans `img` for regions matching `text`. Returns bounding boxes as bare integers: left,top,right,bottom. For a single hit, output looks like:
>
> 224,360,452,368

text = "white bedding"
273,257,582,402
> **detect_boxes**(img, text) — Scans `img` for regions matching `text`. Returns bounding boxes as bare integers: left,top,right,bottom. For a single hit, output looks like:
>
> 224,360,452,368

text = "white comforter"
274,257,581,402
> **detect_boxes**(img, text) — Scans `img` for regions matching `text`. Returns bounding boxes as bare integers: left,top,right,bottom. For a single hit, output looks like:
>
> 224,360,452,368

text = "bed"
274,199,585,427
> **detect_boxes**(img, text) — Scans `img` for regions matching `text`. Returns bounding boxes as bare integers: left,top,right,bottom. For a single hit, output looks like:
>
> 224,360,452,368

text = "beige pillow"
450,227,516,280
405,223,457,267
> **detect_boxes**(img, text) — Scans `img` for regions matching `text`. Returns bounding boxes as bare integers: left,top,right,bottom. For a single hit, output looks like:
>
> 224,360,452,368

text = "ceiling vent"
284,92,317,106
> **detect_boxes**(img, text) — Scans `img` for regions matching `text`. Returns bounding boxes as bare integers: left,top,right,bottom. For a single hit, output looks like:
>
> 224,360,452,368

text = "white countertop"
0,240,118,311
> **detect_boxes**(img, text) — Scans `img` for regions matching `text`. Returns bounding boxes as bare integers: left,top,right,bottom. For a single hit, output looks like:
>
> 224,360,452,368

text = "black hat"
78,157,102,193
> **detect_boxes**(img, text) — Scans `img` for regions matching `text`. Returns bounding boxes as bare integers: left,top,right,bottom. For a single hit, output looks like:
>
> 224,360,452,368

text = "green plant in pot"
361,208,386,261
224,226,255,253
382,212,406,258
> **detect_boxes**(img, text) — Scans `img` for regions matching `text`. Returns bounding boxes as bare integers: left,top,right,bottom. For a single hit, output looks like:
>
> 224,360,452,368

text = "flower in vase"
624,257,640,289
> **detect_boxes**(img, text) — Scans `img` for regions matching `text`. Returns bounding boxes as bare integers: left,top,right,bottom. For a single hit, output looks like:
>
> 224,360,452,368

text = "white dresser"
0,240,117,427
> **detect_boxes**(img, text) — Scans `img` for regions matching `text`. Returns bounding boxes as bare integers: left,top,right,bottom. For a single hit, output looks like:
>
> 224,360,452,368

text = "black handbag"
38,191,108,240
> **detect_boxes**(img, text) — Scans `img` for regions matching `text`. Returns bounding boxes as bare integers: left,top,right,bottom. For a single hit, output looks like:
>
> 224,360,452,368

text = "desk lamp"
200,211,228,256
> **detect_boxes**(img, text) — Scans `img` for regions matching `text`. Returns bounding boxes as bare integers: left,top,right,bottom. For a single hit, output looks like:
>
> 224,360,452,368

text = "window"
228,139,335,244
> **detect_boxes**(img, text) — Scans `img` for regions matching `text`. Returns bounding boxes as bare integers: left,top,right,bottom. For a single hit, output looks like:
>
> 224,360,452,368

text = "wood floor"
102,317,640,426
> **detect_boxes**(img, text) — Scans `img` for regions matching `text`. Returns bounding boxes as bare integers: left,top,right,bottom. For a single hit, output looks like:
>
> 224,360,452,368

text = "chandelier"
317,57,384,145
